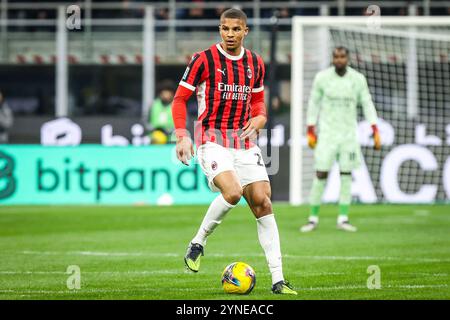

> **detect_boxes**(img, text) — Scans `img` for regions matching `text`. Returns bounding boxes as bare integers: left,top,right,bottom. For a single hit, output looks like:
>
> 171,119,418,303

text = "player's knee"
253,195,273,216
260,196,273,215
316,171,328,179
222,188,243,205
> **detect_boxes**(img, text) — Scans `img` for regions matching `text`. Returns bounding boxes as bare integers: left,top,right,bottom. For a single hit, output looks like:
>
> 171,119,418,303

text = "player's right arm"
172,53,206,165
306,73,323,149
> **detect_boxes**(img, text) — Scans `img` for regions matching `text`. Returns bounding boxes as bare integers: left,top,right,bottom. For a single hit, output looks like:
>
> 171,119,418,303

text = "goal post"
290,16,450,205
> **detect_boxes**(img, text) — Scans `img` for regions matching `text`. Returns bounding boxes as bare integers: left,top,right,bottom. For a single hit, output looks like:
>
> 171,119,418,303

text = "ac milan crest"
247,67,252,79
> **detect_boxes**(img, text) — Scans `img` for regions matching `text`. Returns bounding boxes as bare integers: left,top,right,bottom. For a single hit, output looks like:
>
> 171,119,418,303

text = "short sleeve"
179,53,206,91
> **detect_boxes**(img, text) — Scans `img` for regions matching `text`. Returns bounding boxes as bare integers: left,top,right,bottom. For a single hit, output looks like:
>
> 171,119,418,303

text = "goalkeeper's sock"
308,177,326,218
256,214,284,285
310,205,320,217
191,194,235,246
338,174,352,220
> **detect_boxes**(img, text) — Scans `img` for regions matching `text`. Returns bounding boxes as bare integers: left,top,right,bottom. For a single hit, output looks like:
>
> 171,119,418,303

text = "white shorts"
197,142,270,192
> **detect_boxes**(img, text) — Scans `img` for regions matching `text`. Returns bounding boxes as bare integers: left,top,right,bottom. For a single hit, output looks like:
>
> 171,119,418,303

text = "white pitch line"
20,250,177,257
304,285,367,291
0,284,447,296
1,270,447,280
303,284,449,291
0,270,345,277
16,251,450,263
0,271,64,275
0,270,183,275
413,210,430,216
295,272,347,276
394,272,448,277
386,284,448,289
0,270,346,277
0,288,214,295
288,255,450,263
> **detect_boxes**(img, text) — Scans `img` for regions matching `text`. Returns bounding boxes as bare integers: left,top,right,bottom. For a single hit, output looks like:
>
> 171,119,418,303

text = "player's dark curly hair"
220,8,247,24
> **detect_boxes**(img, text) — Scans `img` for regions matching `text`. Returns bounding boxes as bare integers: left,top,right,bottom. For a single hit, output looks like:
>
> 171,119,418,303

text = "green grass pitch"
0,204,449,300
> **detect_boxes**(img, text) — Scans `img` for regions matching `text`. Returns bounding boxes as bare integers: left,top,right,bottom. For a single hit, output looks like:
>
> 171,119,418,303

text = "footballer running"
171,8,297,295
300,47,381,233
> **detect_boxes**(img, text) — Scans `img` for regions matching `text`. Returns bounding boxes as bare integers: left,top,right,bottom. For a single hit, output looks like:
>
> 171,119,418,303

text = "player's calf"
250,195,272,219
244,181,272,218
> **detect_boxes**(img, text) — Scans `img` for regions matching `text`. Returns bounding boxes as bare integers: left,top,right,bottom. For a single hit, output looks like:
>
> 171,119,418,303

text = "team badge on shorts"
211,161,218,171
247,67,252,79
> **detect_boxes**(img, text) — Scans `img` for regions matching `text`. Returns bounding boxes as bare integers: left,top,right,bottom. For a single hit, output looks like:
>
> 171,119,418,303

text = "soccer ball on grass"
221,262,256,294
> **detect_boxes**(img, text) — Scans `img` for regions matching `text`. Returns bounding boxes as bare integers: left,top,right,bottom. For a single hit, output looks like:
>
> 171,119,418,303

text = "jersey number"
349,152,356,161
255,153,264,167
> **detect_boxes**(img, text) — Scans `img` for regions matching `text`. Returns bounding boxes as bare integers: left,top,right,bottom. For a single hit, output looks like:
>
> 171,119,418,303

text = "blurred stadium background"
0,0,450,300
0,0,449,205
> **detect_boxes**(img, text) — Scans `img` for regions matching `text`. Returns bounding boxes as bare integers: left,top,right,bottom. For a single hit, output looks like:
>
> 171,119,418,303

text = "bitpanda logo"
0,151,17,199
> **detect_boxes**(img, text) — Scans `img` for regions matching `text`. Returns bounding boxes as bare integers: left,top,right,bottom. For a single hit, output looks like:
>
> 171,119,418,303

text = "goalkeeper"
300,47,381,233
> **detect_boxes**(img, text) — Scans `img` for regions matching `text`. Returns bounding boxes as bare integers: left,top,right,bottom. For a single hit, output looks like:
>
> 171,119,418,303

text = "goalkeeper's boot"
184,243,204,272
300,216,318,233
272,281,298,295
337,221,357,232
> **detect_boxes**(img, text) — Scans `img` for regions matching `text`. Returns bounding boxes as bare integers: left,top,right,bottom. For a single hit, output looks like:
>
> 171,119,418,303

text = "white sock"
191,194,235,246
337,215,349,224
256,214,284,285
308,216,319,224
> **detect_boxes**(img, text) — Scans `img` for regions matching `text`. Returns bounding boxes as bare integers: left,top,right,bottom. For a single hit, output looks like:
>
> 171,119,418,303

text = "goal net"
290,17,450,205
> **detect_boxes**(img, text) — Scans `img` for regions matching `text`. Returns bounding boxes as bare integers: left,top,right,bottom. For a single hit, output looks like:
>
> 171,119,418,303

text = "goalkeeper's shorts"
314,139,362,172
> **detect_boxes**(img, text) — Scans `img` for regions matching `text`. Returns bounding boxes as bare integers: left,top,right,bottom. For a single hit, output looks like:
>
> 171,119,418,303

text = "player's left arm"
359,75,381,150
241,56,267,140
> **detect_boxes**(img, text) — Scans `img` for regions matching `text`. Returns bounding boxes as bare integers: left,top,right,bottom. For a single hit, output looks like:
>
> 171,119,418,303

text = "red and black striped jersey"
178,43,265,149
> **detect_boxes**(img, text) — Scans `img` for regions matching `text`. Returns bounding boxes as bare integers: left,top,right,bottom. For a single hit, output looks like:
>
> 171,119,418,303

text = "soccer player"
300,47,381,233
171,8,297,295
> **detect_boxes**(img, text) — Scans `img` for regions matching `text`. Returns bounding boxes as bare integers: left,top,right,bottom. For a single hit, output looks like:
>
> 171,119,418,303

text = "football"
221,262,256,294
